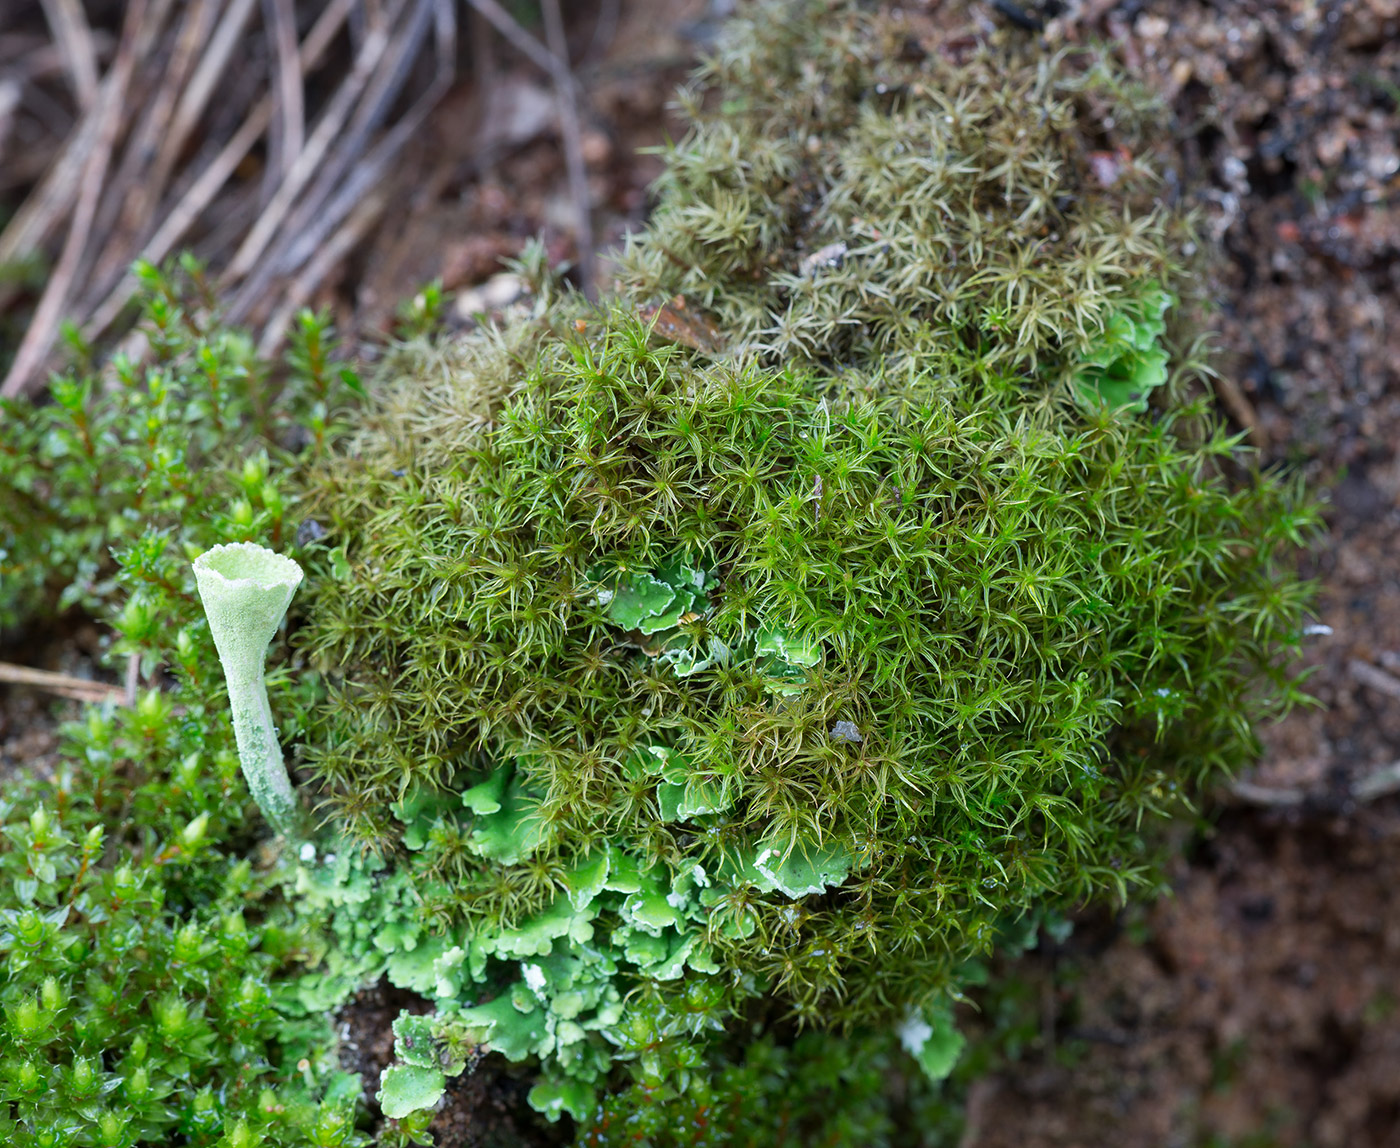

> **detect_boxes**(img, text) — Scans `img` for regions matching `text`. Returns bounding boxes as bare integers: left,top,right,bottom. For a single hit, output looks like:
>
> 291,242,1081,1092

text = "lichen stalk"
192,542,304,837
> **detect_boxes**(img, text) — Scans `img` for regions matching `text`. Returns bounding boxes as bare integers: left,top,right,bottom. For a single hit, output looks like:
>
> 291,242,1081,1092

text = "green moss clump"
619,0,1195,378
298,306,1313,1034
289,8,1316,1120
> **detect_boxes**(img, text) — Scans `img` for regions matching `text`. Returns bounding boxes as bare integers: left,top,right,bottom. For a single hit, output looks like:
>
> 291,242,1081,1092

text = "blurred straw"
0,0,458,396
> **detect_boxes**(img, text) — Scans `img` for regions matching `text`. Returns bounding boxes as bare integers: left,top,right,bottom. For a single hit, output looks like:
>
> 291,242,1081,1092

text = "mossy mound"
0,4,1321,1140
287,0,1315,1123
298,310,1310,1029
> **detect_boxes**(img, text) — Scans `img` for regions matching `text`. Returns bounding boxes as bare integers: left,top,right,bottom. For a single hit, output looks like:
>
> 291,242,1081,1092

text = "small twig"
541,0,595,295
0,79,19,156
84,98,272,339
0,660,124,705
466,0,595,293
276,0,454,277
1350,658,1400,702
39,0,100,109
1231,757,1400,809
1,35,116,84
123,653,142,707
279,0,442,256
1354,761,1400,803
1211,373,1262,448
584,0,622,63
463,0,556,74
0,33,61,67
1,0,147,399
0,68,102,290
165,0,257,160
1228,779,1305,808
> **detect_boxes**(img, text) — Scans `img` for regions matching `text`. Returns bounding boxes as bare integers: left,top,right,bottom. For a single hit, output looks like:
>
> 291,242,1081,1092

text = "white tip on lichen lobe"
522,963,547,995
897,1010,934,1057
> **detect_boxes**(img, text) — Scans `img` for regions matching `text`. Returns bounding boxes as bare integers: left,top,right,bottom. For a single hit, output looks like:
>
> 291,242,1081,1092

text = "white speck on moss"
898,1010,933,1057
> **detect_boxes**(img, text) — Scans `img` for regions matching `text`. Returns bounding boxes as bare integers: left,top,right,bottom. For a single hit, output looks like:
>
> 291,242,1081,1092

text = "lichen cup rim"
194,541,304,592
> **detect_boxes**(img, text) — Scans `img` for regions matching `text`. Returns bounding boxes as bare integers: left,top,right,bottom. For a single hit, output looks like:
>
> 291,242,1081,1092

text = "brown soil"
337,979,567,1148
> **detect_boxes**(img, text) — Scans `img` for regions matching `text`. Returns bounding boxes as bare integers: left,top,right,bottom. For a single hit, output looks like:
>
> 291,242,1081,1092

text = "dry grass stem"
84,1,221,298
1350,658,1400,701
1,0,146,399
38,0,99,109
542,0,595,294
5,0,454,387
226,0,455,332
82,0,354,341
256,189,388,357
0,659,124,705
262,0,306,191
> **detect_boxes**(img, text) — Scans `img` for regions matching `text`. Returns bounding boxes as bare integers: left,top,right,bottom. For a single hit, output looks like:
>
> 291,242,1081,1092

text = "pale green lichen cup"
192,542,304,838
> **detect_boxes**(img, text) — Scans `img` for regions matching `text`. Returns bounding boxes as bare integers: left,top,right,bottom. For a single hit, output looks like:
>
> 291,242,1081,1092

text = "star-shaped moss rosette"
192,542,304,837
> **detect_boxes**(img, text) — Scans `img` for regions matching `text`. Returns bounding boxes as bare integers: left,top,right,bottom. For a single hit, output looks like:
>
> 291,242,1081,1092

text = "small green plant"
0,258,356,633
0,263,368,1146
193,543,305,837
0,708,363,1148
